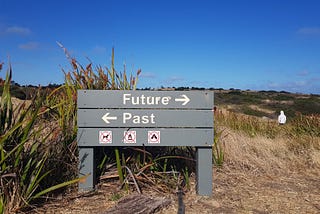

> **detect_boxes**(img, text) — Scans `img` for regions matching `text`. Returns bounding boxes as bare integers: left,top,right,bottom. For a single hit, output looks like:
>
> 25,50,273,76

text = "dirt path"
31,165,320,214
160,167,320,214
210,168,320,213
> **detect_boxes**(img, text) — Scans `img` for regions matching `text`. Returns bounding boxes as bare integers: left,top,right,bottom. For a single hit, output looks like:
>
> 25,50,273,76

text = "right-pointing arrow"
175,94,190,105
102,113,117,124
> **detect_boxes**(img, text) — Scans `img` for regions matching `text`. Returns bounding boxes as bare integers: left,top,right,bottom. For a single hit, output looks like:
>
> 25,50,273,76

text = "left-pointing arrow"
102,113,117,124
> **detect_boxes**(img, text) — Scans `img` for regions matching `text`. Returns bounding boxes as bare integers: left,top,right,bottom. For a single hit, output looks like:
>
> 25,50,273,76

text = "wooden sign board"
77,90,214,196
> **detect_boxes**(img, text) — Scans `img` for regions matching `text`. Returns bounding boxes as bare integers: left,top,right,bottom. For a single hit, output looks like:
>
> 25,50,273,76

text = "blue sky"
1,0,320,94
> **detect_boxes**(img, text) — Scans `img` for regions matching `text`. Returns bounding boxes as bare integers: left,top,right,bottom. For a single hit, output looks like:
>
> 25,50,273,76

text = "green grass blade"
30,175,89,201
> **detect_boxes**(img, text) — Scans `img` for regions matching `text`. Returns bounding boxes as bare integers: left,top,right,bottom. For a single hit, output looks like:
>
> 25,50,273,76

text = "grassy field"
1,50,320,213
32,108,320,213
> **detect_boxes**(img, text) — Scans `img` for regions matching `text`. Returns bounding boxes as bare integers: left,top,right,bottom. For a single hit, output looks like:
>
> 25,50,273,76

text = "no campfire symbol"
123,131,136,144
99,131,112,144
148,131,160,144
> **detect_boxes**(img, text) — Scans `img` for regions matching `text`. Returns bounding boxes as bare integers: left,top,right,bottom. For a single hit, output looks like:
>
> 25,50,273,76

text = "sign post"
77,90,214,196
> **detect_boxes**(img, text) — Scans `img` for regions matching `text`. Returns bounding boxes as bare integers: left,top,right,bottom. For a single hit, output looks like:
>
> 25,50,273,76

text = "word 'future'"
123,93,171,105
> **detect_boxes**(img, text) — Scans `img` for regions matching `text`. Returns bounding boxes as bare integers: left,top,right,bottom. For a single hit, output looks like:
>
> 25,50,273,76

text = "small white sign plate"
123,131,136,144
99,131,112,144
148,131,160,144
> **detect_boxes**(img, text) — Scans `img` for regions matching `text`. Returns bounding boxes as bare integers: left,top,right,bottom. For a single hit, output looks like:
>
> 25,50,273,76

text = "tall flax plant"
0,63,83,213
0,64,52,212
0,64,12,134
56,43,141,186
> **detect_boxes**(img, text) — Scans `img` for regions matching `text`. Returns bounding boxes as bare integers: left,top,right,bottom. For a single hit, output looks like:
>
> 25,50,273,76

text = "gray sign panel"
78,109,213,128
78,128,213,147
77,90,214,196
78,90,214,109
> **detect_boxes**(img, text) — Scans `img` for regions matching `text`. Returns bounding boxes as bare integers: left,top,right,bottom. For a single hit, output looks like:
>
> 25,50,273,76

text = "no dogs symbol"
99,131,112,144
148,131,160,144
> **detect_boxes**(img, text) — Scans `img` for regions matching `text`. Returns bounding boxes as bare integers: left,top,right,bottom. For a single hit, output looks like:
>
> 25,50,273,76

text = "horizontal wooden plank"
78,109,213,128
77,90,214,109
77,128,213,147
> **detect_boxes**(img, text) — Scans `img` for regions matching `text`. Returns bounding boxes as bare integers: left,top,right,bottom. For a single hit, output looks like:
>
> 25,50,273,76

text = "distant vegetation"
214,89,320,119
2,83,319,119
1,47,319,213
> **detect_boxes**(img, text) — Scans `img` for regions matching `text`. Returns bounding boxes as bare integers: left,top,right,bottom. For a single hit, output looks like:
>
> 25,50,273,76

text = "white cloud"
140,72,156,78
265,78,319,94
18,42,39,50
163,76,185,85
297,27,320,36
91,45,107,54
5,26,31,36
297,70,309,76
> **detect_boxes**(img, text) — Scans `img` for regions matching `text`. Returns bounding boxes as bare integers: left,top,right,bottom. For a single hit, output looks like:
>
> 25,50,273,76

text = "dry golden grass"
221,127,320,174
31,110,320,213
248,104,275,114
3,93,319,213
216,108,320,174
34,127,320,213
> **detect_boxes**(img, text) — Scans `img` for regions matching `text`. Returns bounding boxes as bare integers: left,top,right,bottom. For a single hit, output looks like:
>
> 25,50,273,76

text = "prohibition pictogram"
148,131,160,144
99,131,112,144
123,131,136,144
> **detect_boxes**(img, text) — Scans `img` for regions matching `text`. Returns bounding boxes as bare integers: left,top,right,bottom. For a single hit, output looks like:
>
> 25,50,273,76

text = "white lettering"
123,112,132,123
150,113,155,123
162,97,170,105
141,94,146,104
122,113,156,124
141,115,149,124
132,96,139,105
132,115,140,124
123,94,131,105
123,94,171,106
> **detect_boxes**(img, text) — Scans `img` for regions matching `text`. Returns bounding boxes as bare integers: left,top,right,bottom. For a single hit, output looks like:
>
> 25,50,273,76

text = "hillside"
34,117,320,213
214,89,320,118
3,83,320,118
29,92,320,214
2,85,320,213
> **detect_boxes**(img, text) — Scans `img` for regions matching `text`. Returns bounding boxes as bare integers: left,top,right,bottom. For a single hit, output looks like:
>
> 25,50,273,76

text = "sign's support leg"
196,147,213,196
79,147,96,192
